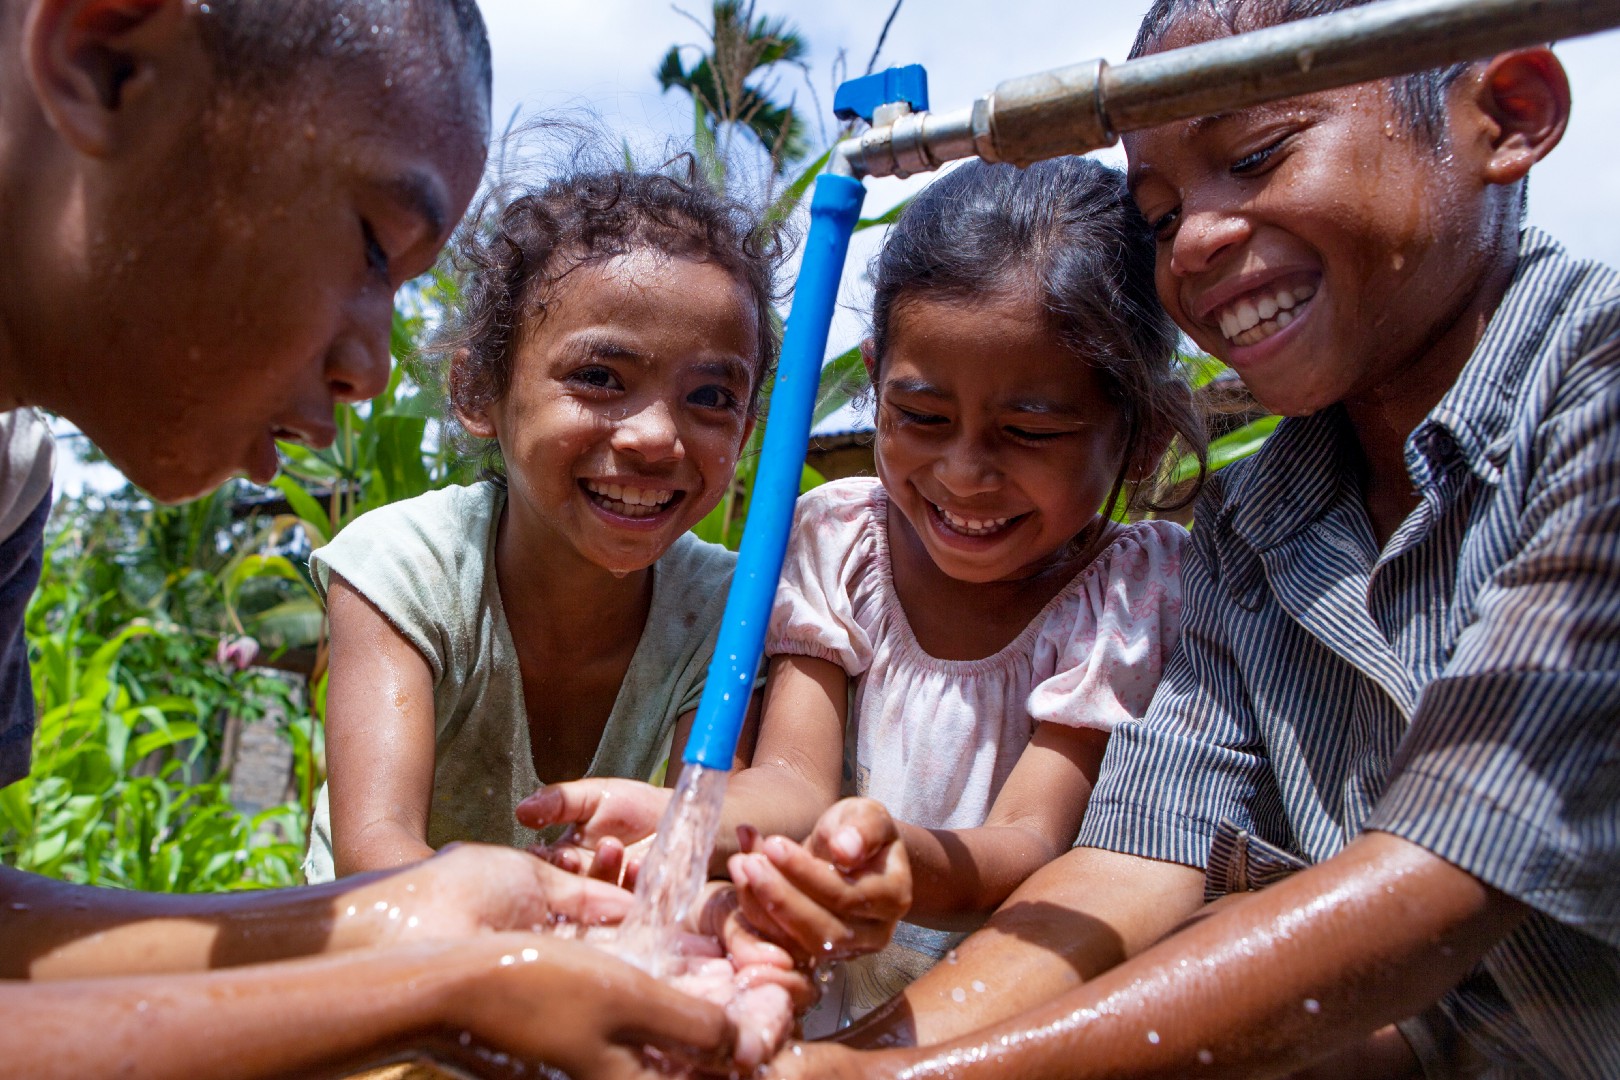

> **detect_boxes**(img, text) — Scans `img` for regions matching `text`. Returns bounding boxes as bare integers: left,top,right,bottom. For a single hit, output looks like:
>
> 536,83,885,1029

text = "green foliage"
1,533,303,890
658,0,811,176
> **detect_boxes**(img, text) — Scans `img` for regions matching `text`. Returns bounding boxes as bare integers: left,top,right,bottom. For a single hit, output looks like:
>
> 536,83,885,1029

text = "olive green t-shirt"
304,481,737,882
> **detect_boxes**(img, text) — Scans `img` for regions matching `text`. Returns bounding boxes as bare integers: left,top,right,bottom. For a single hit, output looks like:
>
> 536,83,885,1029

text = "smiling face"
46,63,487,503
872,293,1125,586
467,250,758,576
1123,15,1507,418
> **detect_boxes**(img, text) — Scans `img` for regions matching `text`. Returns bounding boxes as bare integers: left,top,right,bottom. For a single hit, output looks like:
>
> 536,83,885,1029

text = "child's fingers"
730,852,854,959
762,835,905,920
586,837,626,885
805,797,899,872
515,780,607,830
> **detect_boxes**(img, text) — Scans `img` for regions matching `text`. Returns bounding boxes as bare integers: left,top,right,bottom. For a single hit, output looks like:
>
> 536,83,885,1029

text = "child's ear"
859,338,879,386
1467,47,1571,188
25,0,186,158
449,349,499,439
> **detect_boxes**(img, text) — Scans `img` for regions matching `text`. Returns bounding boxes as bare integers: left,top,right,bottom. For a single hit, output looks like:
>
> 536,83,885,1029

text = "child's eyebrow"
883,376,948,399
690,357,754,385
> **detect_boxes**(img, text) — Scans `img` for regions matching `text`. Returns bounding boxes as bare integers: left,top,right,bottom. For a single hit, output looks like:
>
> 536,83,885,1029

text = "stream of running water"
608,762,729,977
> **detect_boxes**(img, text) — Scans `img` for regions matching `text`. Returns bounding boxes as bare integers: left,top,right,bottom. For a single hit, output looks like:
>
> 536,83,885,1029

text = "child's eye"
1148,206,1181,240
1005,426,1065,443
891,404,946,427
688,385,739,411
1230,136,1288,176
570,365,622,391
360,220,390,281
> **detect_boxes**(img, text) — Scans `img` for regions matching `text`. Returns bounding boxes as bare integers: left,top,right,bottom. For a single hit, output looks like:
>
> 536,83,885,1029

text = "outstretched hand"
517,778,672,883
332,843,638,953
728,797,912,967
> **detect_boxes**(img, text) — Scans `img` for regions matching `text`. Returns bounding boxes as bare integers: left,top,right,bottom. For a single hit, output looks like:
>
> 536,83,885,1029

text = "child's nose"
611,399,683,463
1170,209,1249,278
934,438,1000,497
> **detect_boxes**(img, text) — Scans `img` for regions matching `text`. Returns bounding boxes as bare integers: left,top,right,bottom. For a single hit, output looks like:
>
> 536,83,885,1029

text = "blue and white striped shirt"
1080,229,1620,1079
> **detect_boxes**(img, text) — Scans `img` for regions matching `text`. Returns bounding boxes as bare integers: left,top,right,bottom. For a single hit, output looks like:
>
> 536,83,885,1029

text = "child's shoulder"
310,481,502,592
795,475,884,526
1085,518,1188,588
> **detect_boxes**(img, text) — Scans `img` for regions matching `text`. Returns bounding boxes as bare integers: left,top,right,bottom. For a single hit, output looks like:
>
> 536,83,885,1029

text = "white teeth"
584,481,676,517
1234,301,1260,332
1214,282,1317,345
937,506,1012,536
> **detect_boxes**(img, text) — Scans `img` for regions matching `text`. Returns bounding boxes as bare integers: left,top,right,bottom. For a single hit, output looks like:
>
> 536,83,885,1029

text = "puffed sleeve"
1026,519,1188,732
766,478,881,677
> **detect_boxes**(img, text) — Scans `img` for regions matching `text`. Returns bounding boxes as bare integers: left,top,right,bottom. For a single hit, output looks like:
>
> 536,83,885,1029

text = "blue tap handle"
682,173,866,769
832,64,930,122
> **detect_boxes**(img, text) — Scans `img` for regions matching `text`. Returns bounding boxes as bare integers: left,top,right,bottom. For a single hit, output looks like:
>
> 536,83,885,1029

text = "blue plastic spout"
683,172,866,769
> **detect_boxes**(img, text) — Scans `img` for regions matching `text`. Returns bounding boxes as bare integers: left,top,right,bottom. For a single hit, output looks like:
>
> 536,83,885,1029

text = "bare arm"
718,654,847,853
902,723,1108,930
794,833,1523,1080
2,932,732,1080
839,842,1205,1048
323,572,437,876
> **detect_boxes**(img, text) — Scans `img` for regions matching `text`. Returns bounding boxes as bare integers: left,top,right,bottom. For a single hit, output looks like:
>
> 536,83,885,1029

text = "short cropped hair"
1130,0,1470,147
193,0,491,106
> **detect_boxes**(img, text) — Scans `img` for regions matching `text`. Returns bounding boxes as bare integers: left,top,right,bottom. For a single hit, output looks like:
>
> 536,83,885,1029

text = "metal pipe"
840,0,1620,176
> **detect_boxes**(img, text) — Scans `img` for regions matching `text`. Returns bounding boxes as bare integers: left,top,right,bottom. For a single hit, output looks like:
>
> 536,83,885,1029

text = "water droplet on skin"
951,987,967,1003
387,906,401,920
404,884,415,893
1147,1030,1161,1045
406,916,420,929
344,905,356,918
971,980,986,993
459,1031,473,1047
1303,998,1321,1014
1198,1049,1215,1065
499,954,516,966
821,940,835,953
373,900,389,912
521,948,540,962
945,950,958,964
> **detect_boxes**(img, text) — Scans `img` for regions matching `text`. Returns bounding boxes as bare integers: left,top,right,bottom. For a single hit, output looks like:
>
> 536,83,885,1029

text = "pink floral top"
768,477,1188,1019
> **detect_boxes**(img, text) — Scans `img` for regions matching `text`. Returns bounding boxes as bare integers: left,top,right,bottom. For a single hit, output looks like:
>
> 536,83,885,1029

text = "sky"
53,0,1620,494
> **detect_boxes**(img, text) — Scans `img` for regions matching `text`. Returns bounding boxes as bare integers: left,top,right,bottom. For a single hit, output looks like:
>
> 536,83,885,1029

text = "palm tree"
657,1,810,176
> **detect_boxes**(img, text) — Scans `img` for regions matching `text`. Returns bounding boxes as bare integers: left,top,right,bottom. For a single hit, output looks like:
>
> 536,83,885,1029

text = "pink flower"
216,635,260,671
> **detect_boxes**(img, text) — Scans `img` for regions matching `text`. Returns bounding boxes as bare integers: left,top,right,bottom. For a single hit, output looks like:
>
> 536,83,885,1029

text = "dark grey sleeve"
0,489,50,789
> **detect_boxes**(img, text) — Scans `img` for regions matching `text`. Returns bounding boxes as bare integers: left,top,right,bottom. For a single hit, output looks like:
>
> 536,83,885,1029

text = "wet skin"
873,294,1125,658
763,33,1570,1080
0,5,488,502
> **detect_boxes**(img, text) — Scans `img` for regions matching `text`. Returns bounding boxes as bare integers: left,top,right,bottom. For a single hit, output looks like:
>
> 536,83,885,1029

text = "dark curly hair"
869,156,1206,516
438,163,785,475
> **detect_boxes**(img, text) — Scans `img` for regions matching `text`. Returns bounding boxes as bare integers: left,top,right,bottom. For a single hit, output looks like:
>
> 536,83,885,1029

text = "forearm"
840,845,1204,1048
335,816,436,878
718,762,837,863
864,833,1524,1079
900,821,1069,930
5,862,429,979
0,943,464,1080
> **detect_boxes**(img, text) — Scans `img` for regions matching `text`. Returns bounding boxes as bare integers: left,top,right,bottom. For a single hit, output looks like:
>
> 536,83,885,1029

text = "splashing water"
611,762,729,977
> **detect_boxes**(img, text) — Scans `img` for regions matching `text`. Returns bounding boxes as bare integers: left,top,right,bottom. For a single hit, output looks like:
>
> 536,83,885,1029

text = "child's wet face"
483,250,757,576
1124,16,1496,416
75,72,486,502
873,294,1123,586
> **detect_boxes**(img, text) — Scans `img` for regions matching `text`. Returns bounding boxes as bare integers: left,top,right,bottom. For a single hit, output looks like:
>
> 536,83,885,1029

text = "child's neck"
1342,245,1518,548
886,501,1112,663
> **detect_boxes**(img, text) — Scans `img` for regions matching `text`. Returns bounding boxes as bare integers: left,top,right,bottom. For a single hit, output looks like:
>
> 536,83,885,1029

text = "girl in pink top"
525,156,1206,1019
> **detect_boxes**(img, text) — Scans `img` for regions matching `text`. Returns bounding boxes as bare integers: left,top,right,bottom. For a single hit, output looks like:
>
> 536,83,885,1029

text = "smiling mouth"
582,479,682,519
1214,281,1317,348
932,502,1018,538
